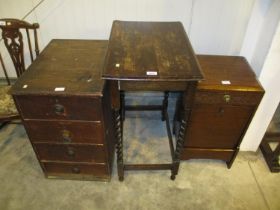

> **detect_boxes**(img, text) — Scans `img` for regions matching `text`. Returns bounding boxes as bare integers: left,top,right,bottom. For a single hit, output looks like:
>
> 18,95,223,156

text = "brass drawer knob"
71,167,80,174
219,107,225,115
224,94,231,103
62,129,72,143
54,104,64,115
67,148,75,157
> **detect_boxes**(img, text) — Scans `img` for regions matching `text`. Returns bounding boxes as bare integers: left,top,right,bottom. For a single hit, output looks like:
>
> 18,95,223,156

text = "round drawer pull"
219,107,225,115
71,167,80,174
67,148,75,157
223,94,231,103
62,129,72,143
54,104,65,115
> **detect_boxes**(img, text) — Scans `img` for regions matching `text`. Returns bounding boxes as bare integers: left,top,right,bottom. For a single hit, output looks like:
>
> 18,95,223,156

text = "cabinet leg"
226,148,239,169
115,109,124,181
162,91,169,121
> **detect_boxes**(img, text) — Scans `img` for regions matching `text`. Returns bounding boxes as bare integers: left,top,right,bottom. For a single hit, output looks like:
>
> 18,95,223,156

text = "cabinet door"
184,104,253,149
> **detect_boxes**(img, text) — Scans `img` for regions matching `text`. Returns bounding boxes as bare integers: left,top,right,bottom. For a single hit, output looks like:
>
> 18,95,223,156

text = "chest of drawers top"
11,39,108,96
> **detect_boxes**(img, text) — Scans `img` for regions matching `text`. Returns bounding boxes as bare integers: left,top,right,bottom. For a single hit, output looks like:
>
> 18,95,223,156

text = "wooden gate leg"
120,91,125,121
115,109,124,181
171,119,186,180
171,82,197,180
162,91,169,121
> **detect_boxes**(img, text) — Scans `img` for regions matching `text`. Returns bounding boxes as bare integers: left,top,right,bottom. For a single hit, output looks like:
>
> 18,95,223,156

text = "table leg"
171,81,198,180
162,91,169,121
115,109,124,181
172,96,182,135
108,81,124,181
120,91,125,121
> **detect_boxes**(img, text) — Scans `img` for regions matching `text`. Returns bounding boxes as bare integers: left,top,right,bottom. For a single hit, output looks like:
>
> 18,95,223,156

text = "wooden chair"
260,105,280,172
0,18,40,128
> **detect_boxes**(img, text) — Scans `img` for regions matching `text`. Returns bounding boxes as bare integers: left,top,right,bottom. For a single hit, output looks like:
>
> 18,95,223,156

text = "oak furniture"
176,55,264,168
10,39,115,181
0,18,39,128
260,105,280,172
102,21,204,181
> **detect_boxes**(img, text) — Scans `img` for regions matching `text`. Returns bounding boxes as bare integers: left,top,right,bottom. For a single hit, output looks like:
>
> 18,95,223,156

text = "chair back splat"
0,18,39,77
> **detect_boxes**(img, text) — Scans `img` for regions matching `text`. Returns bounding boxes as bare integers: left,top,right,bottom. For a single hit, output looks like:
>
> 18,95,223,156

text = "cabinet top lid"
197,55,264,92
10,39,108,96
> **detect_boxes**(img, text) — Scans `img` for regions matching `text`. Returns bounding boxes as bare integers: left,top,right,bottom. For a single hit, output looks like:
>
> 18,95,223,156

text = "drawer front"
15,95,102,121
34,143,106,163
25,120,104,144
120,81,188,91
184,104,253,148
194,90,263,106
43,162,109,178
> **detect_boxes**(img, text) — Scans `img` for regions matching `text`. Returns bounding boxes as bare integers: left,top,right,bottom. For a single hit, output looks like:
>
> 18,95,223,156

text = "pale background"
0,0,280,151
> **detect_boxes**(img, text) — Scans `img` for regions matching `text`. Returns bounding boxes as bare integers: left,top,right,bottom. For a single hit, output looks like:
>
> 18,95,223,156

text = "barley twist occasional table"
102,21,204,181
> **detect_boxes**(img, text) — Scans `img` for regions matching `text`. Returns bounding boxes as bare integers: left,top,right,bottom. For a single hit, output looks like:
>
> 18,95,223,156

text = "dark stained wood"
42,162,109,180
34,143,106,163
194,90,263,106
10,39,107,96
124,164,172,170
260,139,280,172
103,21,203,181
101,83,116,171
15,95,102,121
11,40,115,181
0,18,39,77
196,55,263,92
260,106,280,172
181,148,234,161
184,104,254,148
120,80,188,91
179,55,265,168
24,120,103,144
102,21,203,82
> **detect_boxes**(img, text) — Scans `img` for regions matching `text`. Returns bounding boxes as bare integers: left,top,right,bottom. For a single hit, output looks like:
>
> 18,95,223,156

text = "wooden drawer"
42,162,109,179
34,143,106,163
184,104,253,148
25,120,104,144
15,95,102,121
194,90,263,106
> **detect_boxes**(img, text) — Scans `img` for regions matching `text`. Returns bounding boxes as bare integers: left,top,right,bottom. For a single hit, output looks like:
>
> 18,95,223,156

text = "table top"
197,55,264,92
102,21,204,82
10,39,108,96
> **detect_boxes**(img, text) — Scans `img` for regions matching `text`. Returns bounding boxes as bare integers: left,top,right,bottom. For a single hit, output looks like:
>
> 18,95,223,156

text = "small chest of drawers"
11,40,115,181
179,55,264,168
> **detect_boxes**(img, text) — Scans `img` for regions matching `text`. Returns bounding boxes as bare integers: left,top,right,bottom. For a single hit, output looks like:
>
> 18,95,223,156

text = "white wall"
241,20,280,151
240,0,280,76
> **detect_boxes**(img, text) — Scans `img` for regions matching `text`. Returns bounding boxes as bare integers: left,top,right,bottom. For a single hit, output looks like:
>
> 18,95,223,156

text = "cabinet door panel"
184,104,253,148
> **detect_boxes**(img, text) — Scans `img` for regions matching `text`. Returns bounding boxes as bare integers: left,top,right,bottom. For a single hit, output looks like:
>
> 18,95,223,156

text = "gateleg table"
102,21,204,181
